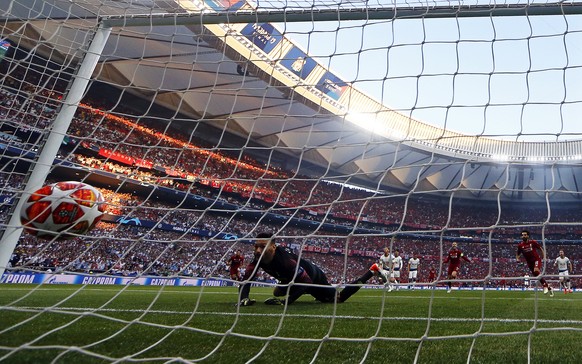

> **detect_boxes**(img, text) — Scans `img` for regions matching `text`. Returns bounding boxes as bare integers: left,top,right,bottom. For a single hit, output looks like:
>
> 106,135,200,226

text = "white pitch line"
4,306,582,325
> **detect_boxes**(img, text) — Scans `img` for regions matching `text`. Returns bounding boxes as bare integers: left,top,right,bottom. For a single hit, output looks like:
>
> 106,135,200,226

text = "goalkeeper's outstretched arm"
237,260,259,305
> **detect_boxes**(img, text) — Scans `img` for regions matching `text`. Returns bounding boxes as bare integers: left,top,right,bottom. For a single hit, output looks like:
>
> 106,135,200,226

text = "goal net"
1,0,582,362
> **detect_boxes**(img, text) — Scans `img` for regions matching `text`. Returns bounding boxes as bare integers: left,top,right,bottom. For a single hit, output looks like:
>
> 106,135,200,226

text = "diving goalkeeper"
237,232,383,306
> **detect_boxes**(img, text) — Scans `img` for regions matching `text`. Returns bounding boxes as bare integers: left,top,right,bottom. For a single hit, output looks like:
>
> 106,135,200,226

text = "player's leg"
273,285,287,297
388,273,395,292
532,264,553,296
370,263,389,284
531,269,547,291
338,268,376,302
408,272,414,289
393,271,400,290
564,273,572,292
447,268,457,293
310,286,339,303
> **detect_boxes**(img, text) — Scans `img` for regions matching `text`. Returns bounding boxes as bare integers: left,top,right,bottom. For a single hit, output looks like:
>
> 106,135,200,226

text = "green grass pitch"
1,285,581,363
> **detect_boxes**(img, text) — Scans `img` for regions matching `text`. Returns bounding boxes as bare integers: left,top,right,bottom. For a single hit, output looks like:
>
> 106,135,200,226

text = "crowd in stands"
1,50,581,290
9,217,579,288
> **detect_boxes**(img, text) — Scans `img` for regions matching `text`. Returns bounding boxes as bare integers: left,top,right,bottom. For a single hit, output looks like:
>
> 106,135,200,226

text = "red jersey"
428,268,436,281
228,254,244,273
444,248,470,266
517,239,543,263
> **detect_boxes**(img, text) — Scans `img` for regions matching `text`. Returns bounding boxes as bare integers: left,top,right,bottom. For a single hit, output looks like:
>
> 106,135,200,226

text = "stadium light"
345,111,381,134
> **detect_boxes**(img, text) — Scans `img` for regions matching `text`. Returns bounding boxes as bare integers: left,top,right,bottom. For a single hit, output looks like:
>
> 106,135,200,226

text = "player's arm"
569,259,573,273
237,261,259,306
533,241,546,260
516,247,521,262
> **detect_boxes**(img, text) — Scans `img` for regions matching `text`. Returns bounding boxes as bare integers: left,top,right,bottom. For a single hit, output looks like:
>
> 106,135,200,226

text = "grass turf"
1,284,581,363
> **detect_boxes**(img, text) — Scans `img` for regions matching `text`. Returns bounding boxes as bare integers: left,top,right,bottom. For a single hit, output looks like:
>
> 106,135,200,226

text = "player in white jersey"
388,249,403,292
379,247,393,271
554,250,573,293
370,247,392,284
407,253,420,289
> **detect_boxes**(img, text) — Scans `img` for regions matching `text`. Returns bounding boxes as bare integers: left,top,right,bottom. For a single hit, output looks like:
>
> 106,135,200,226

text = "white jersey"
555,256,571,272
408,257,420,280
379,253,393,270
392,256,403,271
390,256,403,278
408,257,420,271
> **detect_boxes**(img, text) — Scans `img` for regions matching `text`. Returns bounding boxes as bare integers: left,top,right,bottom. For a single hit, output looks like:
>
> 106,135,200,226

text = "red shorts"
448,264,460,276
527,258,542,273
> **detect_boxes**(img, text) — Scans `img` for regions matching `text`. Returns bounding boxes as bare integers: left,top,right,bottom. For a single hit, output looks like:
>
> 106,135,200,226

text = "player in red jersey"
443,242,471,293
227,249,245,281
427,266,436,283
516,230,553,297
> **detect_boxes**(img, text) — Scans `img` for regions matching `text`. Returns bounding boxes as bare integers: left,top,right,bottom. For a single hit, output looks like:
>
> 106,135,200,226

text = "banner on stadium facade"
203,0,245,11
0,273,235,287
134,158,153,168
0,39,10,51
0,39,10,61
0,194,13,205
0,131,21,144
241,23,283,54
315,71,348,101
98,148,135,165
2,273,540,292
280,47,317,80
165,168,186,177
102,213,237,240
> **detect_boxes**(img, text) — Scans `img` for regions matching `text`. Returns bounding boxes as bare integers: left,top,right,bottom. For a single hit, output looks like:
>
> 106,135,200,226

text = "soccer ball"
20,181,106,240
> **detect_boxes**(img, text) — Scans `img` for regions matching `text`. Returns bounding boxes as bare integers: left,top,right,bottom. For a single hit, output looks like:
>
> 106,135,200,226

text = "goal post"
0,25,111,276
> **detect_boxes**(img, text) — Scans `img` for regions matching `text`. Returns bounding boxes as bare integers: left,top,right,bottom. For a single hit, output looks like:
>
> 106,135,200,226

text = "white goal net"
1,0,582,362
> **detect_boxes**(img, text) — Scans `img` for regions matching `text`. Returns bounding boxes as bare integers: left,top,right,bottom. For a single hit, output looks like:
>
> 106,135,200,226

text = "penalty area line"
5,306,582,325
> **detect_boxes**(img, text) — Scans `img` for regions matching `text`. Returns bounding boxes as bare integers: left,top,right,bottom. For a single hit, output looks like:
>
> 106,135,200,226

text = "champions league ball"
20,181,106,240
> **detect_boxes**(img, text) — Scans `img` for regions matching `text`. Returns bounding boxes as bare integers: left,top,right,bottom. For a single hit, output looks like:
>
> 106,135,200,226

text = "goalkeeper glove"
237,298,256,307
264,297,285,305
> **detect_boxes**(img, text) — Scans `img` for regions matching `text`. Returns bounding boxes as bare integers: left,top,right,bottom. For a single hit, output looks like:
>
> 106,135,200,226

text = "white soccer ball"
20,181,106,240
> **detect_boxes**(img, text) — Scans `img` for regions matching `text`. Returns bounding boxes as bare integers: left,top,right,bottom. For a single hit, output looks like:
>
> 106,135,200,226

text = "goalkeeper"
237,232,383,306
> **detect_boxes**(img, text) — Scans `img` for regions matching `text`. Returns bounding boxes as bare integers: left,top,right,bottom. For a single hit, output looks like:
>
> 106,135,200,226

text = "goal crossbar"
101,2,582,28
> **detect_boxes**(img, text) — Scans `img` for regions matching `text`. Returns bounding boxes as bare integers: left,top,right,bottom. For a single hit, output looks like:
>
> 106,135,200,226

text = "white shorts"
409,270,418,280
559,270,569,281
391,270,401,279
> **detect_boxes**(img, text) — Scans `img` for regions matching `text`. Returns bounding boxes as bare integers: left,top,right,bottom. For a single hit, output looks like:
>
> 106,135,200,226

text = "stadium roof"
3,0,582,203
